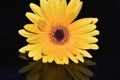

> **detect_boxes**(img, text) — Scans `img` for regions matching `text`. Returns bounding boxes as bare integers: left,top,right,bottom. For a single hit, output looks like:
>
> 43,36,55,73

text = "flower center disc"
55,29,64,41
50,26,69,45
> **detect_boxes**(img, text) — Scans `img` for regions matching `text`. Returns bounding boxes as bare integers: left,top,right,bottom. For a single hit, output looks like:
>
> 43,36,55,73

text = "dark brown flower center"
54,29,65,42
50,26,69,45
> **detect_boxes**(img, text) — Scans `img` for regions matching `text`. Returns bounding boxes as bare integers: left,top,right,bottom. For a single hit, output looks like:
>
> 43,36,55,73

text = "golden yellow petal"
74,39,91,49
47,54,54,63
78,49,92,58
71,24,96,35
90,44,99,50
18,29,35,38
29,3,43,17
42,56,48,63
19,44,40,53
75,39,99,50
25,12,45,25
40,0,52,23
26,33,48,43
87,30,100,36
48,0,58,22
73,35,98,43
53,46,66,64
65,43,84,63
42,41,52,55
33,55,42,61
62,0,83,26
65,44,78,56
42,46,53,63
28,49,42,60
54,58,60,64
48,45,65,64
54,58,65,65
64,49,78,63
80,36,98,43
42,41,55,63
24,24,40,33
40,0,67,24
68,18,98,30
76,53,84,62
77,24,96,31
63,55,69,64
55,46,65,60
57,0,67,23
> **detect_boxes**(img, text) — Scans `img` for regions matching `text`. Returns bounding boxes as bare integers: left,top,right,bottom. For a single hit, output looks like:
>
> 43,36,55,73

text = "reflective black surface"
0,0,120,80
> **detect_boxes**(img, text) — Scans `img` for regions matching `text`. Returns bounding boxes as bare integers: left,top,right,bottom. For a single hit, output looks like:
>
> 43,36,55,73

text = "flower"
18,0,99,65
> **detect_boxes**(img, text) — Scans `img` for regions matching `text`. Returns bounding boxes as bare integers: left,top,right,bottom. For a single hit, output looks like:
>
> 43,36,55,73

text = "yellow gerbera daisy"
18,0,99,65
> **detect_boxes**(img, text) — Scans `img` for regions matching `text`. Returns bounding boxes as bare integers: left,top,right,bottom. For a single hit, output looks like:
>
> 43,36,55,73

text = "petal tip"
29,3,34,6
18,29,23,35
92,44,99,50
80,59,84,63
25,12,30,17
93,18,98,24
19,48,26,53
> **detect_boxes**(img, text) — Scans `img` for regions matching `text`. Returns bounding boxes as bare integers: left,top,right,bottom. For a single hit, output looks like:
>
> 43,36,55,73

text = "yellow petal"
81,36,98,43
47,0,67,23
78,49,92,58
42,41,52,55
40,0,67,24
64,49,78,63
71,24,96,35
62,0,83,26
49,45,64,64
42,56,48,63
54,58,61,64
24,22,45,33
47,0,57,22
41,41,56,63
47,54,54,63
54,57,65,65
33,56,42,61
78,24,96,31
28,49,42,60
55,50,63,60
31,41,52,62
29,3,43,17
76,53,84,62
55,46,65,60
19,44,40,53
24,24,40,33
74,39,91,49
73,35,98,43
65,44,78,56
18,29,34,38
68,18,98,30
57,0,67,23
45,41,56,63
26,12,45,25
27,33,48,43
87,30,100,36
63,55,69,64
65,43,84,63
40,0,52,23
75,39,99,50
90,44,99,50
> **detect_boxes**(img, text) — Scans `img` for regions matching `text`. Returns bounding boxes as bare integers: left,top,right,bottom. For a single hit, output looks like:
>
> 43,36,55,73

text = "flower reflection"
19,59,96,80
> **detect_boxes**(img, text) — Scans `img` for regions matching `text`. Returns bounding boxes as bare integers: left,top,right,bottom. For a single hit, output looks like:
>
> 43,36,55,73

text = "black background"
0,0,120,80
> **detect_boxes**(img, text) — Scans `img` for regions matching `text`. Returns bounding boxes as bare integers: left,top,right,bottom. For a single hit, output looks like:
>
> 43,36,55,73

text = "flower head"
18,0,99,64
